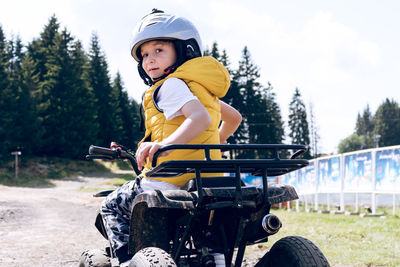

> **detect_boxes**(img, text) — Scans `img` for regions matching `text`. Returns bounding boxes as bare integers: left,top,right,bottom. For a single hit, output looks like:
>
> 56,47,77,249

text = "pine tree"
288,88,311,158
372,98,400,147
210,42,220,60
356,105,374,136
28,15,60,81
112,73,141,148
231,46,259,154
230,46,285,158
219,49,231,74
63,38,99,158
29,19,99,158
205,42,243,146
0,26,11,155
109,73,124,143
354,105,374,149
308,102,320,157
222,77,245,146
261,82,285,144
36,28,73,156
17,55,41,154
6,36,40,155
88,33,118,147
129,98,142,147
26,15,61,155
252,82,285,158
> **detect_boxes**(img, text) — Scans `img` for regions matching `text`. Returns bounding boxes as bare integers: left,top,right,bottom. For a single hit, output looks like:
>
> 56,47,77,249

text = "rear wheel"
255,236,330,267
79,249,111,267
129,247,177,267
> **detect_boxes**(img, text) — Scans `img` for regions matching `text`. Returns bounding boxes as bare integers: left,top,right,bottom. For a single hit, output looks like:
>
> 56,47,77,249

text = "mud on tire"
129,247,177,267
79,249,111,267
256,236,330,267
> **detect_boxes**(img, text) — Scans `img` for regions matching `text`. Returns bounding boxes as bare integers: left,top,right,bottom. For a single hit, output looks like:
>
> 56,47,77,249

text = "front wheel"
79,249,111,267
255,236,330,267
129,247,177,267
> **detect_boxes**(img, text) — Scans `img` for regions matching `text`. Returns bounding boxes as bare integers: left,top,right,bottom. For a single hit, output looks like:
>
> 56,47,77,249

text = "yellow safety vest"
139,56,230,187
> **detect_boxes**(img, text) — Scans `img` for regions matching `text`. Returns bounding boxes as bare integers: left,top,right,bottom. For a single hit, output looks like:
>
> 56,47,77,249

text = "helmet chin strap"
137,39,201,86
137,63,153,86
137,62,179,86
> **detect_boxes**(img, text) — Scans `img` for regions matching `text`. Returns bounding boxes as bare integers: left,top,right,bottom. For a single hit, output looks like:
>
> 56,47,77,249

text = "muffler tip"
261,214,282,235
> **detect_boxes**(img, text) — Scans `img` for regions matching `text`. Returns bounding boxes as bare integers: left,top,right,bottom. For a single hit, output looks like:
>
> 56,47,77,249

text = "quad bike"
80,143,330,267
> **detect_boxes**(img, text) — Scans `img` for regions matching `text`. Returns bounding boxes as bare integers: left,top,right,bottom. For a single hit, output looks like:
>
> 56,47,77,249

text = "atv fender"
266,184,298,204
131,184,298,211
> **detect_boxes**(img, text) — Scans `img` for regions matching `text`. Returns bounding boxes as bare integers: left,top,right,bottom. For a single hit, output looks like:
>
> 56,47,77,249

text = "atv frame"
81,143,330,267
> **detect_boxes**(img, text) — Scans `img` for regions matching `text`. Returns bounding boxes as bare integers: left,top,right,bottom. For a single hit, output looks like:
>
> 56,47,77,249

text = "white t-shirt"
155,77,198,120
146,78,198,189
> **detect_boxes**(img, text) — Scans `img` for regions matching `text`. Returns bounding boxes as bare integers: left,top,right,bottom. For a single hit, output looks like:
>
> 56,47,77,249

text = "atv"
79,143,330,267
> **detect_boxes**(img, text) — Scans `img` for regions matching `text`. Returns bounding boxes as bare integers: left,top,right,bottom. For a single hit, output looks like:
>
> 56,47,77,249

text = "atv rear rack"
87,143,308,208
147,144,308,208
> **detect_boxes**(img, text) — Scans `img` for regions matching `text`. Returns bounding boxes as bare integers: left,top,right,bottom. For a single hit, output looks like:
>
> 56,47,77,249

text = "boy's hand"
136,142,170,170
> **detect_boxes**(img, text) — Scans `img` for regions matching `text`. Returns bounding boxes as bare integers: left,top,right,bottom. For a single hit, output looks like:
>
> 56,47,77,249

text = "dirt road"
0,174,268,267
0,175,111,267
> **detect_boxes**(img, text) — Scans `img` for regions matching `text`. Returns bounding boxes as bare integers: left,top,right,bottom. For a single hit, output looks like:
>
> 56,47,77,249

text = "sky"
1,0,399,154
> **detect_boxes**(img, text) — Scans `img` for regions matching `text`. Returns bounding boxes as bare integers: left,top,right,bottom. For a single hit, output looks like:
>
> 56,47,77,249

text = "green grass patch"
98,159,134,172
75,173,134,193
103,174,134,187
0,156,110,187
254,208,400,266
77,186,116,193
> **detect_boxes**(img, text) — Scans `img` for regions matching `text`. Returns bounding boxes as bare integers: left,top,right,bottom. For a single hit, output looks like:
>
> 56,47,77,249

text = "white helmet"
130,9,203,62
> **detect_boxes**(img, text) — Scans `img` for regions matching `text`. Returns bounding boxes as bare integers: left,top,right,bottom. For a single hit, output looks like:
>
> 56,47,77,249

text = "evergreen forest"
1,16,399,160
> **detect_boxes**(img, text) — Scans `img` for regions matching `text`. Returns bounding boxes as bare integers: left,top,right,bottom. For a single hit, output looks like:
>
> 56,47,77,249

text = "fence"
244,145,400,215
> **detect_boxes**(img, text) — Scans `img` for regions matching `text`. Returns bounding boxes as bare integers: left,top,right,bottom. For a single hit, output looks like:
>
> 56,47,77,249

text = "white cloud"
0,1,72,42
201,6,383,153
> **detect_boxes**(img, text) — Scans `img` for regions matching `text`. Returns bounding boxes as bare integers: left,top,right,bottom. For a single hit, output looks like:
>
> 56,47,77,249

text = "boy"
101,9,242,266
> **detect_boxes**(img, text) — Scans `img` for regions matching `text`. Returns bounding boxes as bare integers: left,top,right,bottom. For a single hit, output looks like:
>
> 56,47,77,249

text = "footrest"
93,190,114,197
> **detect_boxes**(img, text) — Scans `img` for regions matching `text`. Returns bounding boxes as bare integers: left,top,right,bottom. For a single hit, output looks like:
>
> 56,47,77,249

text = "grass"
249,207,400,266
97,159,133,172
0,156,132,187
3,157,399,266
103,174,134,186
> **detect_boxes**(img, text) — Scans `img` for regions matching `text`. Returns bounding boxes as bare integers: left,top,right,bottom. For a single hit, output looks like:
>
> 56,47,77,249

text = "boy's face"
140,40,177,81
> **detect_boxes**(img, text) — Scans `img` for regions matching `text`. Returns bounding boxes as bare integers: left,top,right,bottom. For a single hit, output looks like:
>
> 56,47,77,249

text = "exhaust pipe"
261,214,282,235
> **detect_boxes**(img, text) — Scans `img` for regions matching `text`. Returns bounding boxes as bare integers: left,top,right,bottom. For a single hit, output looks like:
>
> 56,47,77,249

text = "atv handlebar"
86,145,141,176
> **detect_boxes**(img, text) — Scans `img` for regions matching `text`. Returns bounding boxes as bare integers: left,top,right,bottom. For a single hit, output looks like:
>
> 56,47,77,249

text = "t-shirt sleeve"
156,77,198,120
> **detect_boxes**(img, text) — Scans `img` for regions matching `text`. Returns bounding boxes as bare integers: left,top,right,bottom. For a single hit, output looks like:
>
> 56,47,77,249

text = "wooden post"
11,151,21,180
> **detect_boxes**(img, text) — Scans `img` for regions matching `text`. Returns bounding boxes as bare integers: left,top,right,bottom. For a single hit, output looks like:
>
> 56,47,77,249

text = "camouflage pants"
100,178,143,262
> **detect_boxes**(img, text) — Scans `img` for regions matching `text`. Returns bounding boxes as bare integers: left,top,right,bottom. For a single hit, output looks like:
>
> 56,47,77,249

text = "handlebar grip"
88,145,141,176
89,145,117,157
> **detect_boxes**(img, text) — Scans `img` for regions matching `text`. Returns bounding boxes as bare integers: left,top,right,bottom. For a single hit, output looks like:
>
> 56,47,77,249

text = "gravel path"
0,174,277,267
0,175,111,267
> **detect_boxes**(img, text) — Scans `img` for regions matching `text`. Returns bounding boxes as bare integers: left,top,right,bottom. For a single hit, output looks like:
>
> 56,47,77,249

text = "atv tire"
79,249,111,267
256,236,330,267
129,247,177,267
